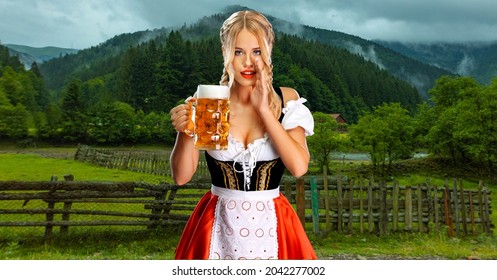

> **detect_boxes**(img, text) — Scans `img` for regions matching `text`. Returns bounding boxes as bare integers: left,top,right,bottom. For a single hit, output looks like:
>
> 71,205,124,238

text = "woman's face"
231,28,262,88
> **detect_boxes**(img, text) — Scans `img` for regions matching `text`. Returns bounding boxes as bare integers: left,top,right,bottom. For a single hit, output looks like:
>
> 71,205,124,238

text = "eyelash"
235,50,261,56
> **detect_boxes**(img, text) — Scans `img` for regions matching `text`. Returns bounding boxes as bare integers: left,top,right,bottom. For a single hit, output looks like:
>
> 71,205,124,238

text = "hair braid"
219,10,282,119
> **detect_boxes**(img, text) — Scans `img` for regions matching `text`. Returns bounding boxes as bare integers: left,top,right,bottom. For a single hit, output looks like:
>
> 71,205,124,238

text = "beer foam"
197,85,230,99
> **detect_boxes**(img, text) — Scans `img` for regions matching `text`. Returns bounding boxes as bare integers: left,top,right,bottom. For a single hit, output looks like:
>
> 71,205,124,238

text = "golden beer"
192,85,230,150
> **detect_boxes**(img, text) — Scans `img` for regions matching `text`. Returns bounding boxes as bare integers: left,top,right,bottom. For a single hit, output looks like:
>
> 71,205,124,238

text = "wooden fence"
0,176,492,241
74,144,170,175
0,179,210,241
73,144,210,177
284,176,493,237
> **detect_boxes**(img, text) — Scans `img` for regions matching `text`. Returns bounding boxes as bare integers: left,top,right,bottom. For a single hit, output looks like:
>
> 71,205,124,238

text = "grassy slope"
0,153,170,184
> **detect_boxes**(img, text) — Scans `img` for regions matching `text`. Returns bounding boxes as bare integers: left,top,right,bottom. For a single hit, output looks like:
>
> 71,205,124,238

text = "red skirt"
174,189,317,260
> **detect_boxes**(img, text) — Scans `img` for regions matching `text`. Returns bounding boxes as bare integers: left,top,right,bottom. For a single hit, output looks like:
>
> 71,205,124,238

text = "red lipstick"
241,70,255,79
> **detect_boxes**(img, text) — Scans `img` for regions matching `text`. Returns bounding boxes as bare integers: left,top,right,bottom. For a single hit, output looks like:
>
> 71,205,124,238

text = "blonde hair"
219,10,281,119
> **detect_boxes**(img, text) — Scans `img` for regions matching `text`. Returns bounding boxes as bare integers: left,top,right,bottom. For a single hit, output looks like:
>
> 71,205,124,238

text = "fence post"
348,178,354,233
392,180,399,232
459,179,468,236
426,179,434,227
433,183,441,230
323,166,331,231
444,180,454,237
60,174,74,236
452,179,460,236
44,176,58,243
379,181,388,235
337,176,343,233
417,184,424,233
481,183,492,235
310,177,319,234
405,186,413,231
367,179,374,233
469,191,476,238
359,178,364,233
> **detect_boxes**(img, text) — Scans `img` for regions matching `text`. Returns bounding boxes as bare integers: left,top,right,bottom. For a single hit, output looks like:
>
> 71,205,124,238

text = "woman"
169,10,317,260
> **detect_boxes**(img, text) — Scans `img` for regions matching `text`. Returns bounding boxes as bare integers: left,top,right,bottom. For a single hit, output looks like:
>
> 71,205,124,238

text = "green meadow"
0,147,496,260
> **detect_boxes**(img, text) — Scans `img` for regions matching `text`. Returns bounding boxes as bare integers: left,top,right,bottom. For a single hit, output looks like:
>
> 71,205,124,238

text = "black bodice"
205,152,286,191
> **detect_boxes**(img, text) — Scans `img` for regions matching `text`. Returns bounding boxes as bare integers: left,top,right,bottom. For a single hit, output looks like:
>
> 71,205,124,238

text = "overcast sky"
1,0,497,49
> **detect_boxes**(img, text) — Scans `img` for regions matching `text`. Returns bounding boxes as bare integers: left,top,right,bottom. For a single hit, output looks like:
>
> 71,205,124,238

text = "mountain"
32,5,464,123
37,6,452,100
288,25,452,99
128,6,455,98
5,44,79,69
375,40,497,84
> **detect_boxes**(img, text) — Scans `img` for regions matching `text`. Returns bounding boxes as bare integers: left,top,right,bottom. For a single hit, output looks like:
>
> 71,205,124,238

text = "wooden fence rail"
73,144,211,178
284,176,493,237
0,180,210,240
74,144,170,175
0,177,492,241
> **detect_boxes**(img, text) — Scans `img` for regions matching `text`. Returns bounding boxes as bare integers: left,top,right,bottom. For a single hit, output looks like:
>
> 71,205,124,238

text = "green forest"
2,11,497,175
0,20,423,145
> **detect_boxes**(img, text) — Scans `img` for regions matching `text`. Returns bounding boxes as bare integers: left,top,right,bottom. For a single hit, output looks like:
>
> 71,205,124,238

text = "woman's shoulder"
279,87,300,104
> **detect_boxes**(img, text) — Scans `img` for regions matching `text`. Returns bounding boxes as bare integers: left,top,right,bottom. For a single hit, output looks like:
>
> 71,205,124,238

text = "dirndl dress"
174,95,317,260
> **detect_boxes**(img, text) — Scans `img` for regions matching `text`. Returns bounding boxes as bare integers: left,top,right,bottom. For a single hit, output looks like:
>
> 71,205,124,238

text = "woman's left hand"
251,58,271,114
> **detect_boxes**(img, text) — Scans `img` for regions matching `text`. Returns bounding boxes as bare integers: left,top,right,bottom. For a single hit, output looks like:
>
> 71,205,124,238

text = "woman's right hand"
169,98,199,186
169,98,195,134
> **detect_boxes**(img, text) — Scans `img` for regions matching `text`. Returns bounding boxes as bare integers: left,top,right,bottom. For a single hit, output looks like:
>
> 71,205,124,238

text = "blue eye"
253,50,261,56
234,50,243,56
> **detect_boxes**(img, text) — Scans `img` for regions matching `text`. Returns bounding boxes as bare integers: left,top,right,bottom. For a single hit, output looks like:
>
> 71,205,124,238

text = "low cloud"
344,42,386,69
456,54,476,76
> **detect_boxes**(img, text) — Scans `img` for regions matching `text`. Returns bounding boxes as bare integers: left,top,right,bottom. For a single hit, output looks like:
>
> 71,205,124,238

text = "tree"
0,104,29,139
425,75,481,162
0,86,9,106
307,112,341,172
411,101,437,149
37,104,63,141
134,111,175,144
452,78,497,173
61,80,87,142
349,102,415,177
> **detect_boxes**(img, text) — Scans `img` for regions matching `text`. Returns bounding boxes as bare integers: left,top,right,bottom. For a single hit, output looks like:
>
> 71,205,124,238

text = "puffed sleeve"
281,98,314,136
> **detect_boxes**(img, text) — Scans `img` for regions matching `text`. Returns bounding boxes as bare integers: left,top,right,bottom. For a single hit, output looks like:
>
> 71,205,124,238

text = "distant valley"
5,44,79,69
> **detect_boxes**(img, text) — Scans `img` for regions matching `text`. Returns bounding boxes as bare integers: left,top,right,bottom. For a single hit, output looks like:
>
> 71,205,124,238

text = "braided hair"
219,10,282,119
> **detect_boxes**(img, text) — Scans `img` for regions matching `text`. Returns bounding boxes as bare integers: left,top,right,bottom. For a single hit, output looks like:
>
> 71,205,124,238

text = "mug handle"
183,96,196,137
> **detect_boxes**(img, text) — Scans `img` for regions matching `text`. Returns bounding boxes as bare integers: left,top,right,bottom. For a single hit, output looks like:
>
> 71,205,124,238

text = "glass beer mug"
184,85,230,150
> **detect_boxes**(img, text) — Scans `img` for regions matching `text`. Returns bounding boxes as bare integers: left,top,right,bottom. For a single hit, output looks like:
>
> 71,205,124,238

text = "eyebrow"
234,47,261,50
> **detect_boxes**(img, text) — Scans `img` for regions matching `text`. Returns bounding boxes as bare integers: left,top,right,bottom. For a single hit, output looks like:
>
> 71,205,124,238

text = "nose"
243,53,253,68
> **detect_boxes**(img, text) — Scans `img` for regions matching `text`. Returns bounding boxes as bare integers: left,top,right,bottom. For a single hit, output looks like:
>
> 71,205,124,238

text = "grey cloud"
1,0,496,49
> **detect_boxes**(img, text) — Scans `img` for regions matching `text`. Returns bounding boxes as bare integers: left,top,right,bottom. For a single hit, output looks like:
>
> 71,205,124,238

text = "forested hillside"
1,7,455,145
38,9,426,118
0,45,47,139
374,40,497,85
296,26,452,98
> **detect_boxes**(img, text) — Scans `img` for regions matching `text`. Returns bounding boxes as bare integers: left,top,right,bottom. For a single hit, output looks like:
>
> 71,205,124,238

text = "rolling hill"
6,44,79,69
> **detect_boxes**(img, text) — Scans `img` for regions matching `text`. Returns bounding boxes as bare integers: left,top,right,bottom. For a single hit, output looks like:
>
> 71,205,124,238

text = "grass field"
0,145,496,260
0,153,169,184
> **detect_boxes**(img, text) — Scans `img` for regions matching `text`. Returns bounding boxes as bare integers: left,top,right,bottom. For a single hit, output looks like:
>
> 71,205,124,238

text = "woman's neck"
230,83,253,104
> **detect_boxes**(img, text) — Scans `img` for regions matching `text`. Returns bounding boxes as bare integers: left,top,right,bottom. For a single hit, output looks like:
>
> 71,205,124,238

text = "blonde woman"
169,10,316,260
